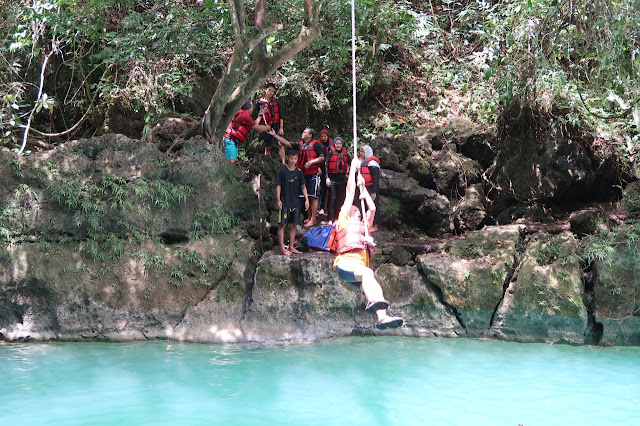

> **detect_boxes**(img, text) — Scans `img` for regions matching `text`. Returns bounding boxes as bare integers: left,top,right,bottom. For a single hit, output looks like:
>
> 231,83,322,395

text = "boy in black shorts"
275,149,309,255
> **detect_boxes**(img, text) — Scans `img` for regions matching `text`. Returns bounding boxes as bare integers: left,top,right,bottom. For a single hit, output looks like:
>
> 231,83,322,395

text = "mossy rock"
375,263,464,336
495,232,587,344
592,233,640,345
417,225,522,334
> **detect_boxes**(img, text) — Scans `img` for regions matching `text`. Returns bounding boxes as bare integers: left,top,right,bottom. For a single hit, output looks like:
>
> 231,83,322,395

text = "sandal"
375,316,404,330
365,300,389,314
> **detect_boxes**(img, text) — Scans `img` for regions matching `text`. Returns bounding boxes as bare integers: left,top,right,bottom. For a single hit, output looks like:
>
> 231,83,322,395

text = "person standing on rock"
224,100,272,164
269,127,324,228
256,82,286,163
325,136,350,224
275,148,309,255
357,145,381,232
317,129,333,217
332,157,403,330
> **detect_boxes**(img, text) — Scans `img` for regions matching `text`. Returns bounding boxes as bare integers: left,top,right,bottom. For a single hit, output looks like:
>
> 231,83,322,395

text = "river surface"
1,337,638,425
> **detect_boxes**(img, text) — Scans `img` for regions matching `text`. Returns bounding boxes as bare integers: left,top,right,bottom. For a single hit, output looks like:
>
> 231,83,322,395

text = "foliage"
580,221,640,268
1,0,638,176
190,206,238,238
0,0,231,147
46,171,194,258
534,235,565,265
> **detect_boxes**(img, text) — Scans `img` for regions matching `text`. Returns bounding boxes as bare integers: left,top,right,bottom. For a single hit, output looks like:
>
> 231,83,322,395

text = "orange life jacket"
335,220,367,254
224,110,251,144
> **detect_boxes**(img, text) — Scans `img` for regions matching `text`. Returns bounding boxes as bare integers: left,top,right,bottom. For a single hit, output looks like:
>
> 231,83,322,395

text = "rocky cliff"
1,123,639,345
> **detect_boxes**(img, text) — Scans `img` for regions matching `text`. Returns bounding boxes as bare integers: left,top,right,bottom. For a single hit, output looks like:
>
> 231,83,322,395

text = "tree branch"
18,43,57,155
26,64,112,139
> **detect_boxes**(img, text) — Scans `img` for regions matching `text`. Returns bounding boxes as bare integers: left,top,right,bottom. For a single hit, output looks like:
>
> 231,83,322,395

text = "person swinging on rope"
332,157,403,330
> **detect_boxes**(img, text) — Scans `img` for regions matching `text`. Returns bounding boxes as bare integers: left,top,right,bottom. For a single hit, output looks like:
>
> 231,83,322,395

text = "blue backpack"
302,224,337,252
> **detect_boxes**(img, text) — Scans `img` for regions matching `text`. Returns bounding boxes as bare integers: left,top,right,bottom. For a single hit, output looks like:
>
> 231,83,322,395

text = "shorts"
303,174,319,199
336,260,362,287
278,205,300,226
263,123,281,148
224,137,238,161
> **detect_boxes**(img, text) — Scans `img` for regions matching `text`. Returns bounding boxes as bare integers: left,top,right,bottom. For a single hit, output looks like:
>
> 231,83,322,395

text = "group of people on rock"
223,82,401,330
223,83,381,228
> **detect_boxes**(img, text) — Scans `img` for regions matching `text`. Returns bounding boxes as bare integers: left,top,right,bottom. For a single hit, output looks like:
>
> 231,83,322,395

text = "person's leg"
288,224,300,254
327,182,337,223
308,198,318,226
277,207,291,255
278,143,285,164
304,175,319,227
336,260,402,328
278,225,290,255
371,192,380,232
318,171,327,216
264,131,272,156
288,208,301,254
335,182,346,221
225,138,239,165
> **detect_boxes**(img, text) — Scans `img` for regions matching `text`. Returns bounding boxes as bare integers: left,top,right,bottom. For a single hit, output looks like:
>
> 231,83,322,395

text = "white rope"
351,0,369,239
351,0,358,159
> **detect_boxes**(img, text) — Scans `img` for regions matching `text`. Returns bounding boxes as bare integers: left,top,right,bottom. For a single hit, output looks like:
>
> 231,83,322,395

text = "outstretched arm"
269,129,293,148
339,157,361,218
253,122,272,132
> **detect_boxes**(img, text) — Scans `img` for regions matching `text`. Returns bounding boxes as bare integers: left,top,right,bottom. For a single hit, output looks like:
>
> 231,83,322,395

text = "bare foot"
279,248,292,255
290,247,302,254
318,209,325,216
370,225,379,233
304,220,317,228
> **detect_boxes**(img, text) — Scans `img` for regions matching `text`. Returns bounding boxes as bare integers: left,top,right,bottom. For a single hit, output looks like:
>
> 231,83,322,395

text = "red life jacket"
296,139,323,176
224,110,252,144
327,147,349,174
321,139,333,158
335,220,367,254
360,156,381,187
257,97,281,126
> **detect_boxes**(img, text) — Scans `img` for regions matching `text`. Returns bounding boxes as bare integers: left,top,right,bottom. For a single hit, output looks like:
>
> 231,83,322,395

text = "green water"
1,337,638,425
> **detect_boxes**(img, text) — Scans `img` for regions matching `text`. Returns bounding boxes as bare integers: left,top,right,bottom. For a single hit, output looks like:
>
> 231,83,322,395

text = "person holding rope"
256,82,286,163
332,157,403,330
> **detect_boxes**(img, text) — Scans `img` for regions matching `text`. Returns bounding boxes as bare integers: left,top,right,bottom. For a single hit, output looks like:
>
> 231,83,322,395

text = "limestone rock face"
379,169,451,235
243,252,465,340
591,229,640,346
452,183,487,233
417,225,522,336
370,132,435,187
0,234,257,342
431,146,482,196
2,125,638,346
491,232,588,344
489,135,616,212
569,208,606,237
244,252,365,341
374,263,464,337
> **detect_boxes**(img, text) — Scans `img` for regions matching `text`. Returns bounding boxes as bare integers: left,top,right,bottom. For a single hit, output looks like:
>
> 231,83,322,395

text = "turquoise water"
1,338,638,425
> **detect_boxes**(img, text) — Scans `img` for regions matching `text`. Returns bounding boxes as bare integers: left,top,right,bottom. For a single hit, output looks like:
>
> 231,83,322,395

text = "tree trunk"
169,0,322,153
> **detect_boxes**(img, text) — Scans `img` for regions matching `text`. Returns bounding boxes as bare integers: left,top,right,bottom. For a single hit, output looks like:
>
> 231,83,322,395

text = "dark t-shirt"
276,165,305,207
